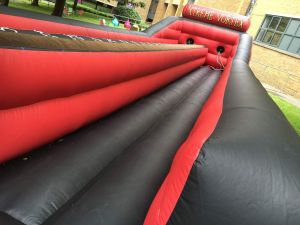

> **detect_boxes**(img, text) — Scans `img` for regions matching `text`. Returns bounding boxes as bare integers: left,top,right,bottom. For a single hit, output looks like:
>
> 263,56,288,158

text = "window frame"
255,13,300,58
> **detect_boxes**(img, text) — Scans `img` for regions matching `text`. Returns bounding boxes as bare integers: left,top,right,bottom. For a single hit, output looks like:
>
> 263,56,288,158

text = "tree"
0,0,9,6
110,0,145,9
52,0,66,17
72,0,78,11
31,0,39,6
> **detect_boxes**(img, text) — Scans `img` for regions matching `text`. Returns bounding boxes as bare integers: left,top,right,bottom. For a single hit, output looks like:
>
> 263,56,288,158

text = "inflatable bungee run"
0,4,300,225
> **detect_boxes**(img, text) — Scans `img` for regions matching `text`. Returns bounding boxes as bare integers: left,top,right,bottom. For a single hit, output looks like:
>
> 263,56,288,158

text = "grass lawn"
8,0,124,28
9,0,54,15
269,93,300,136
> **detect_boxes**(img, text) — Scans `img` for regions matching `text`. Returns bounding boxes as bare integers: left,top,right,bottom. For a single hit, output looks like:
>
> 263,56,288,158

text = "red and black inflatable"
0,5,299,225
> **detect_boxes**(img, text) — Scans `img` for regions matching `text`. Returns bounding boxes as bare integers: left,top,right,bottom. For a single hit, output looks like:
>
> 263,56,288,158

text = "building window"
256,14,300,56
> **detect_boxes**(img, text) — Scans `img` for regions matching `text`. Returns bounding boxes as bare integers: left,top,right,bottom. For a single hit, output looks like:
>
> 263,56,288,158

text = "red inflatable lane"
182,4,250,32
0,58,205,163
143,58,235,225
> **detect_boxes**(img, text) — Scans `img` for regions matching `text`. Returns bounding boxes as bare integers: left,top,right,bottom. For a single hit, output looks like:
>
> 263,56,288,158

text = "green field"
7,0,149,30
9,0,55,15
8,0,122,28
269,93,300,136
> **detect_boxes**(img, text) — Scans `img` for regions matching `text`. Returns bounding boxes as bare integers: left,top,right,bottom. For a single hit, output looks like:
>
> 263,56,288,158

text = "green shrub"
113,5,141,24
139,21,150,30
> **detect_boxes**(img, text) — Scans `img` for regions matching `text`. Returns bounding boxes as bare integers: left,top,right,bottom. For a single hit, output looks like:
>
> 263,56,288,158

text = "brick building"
248,0,300,98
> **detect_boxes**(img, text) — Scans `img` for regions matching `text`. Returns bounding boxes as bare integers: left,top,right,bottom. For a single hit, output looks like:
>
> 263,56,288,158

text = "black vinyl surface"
234,34,252,63
50,67,220,225
0,67,220,225
168,60,300,225
0,212,25,225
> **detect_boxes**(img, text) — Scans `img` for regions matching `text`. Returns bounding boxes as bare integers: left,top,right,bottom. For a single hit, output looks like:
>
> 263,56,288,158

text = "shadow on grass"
269,93,300,136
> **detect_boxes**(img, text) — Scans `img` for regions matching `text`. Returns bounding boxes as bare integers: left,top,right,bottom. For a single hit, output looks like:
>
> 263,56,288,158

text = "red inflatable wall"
0,10,243,162
152,20,240,68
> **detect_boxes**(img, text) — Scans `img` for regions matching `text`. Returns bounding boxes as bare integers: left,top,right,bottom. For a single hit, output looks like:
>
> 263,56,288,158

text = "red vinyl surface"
0,57,205,163
0,48,206,109
152,20,240,68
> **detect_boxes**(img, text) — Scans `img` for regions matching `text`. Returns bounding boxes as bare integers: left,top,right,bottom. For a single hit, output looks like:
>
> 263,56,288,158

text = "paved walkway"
262,83,300,108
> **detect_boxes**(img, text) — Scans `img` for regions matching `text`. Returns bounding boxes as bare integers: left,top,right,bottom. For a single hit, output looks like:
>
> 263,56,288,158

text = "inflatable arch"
0,4,299,225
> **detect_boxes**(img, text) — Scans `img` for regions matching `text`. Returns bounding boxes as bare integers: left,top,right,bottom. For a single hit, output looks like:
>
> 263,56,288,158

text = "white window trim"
253,41,300,60
266,12,300,20
255,14,300,57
